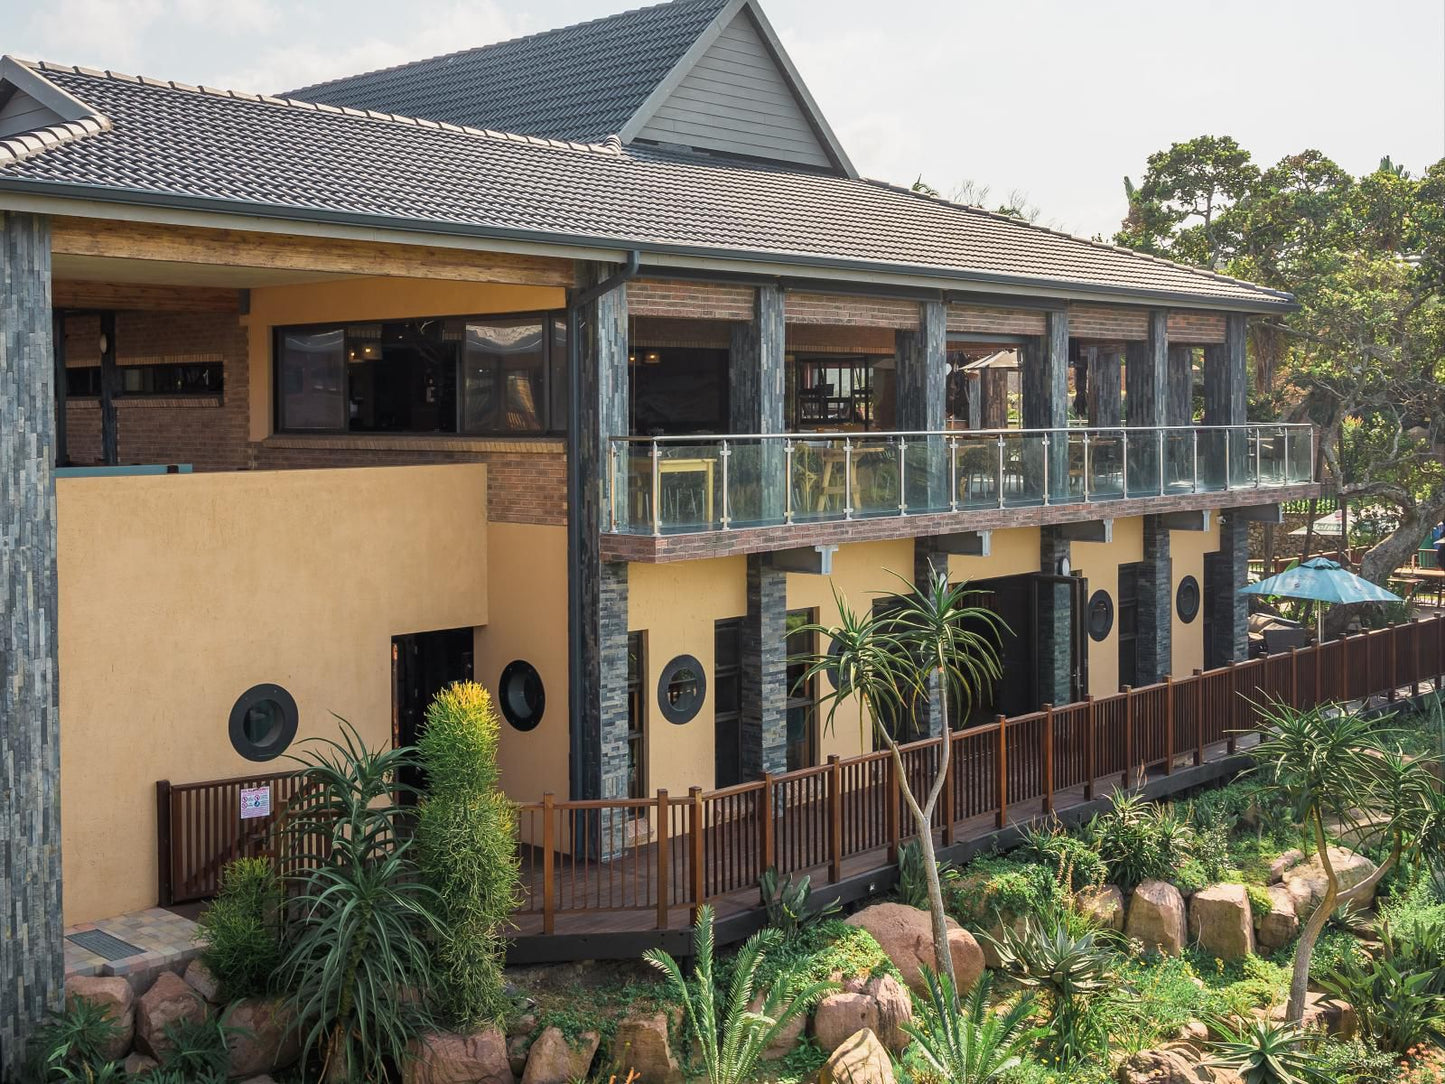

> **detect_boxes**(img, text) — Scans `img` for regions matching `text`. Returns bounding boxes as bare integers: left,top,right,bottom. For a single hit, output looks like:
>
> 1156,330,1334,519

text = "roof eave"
0,179,1297,313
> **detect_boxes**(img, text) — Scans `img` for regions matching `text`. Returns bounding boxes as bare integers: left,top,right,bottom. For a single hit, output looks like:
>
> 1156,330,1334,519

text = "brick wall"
1166,311,1227,343
629,278,755,320
1069,305,1149,340
632,316,733,348
946,304,1046,336
785,292,920,329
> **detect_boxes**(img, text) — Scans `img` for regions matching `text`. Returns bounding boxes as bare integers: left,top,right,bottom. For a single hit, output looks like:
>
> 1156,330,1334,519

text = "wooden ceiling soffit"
51,279,240,313
48,218,576,288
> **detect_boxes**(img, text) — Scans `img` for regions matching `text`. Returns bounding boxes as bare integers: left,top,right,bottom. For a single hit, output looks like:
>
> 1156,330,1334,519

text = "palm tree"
903,968,1040,1084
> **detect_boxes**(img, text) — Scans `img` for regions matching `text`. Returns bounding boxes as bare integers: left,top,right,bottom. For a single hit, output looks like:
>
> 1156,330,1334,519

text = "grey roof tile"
282,0,732,142
0,64,1293,308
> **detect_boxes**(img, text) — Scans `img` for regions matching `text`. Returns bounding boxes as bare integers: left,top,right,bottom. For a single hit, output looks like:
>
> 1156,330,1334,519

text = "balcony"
601,424,1319,558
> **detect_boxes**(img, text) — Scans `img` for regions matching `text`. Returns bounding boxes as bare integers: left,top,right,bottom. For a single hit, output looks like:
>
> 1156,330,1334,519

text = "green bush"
759,867,840,936
156,1016,235,1083
745,919,894,992
416,682,521,1029
25,998,125,1083
1080,791,1193,891
1017,821,1108,891
1173,859,1210,897
1105,955,1208,1055
196,857,283,1000
1246,885,1275,921
947,856,1056,929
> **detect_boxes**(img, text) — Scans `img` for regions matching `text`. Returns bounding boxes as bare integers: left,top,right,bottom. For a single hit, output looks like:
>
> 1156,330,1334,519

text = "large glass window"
791,356,876,430
274,312,565,436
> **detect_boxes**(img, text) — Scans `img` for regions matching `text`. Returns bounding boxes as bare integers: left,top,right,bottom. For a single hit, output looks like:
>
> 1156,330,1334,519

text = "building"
0,0,1317,1056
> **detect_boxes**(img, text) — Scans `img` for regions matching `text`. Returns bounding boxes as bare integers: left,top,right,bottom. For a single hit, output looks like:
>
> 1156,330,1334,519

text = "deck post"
1388,629,1398,701
1122,686,1134,787
941,738,956,846
655,790,670,930
885,755,901,863
758,775,775,877
1193,670,1204,766
541,793,556,935
1362,631,1371,702
156,780,173,907
1315,636,1323,706
1163,676,1175,775
1289,647,1299,706
1226,662,1238,753
1042,704,1055,814
1437,611,1444,691
827,757,843,883
1084,696,1096,801
688,787,706,922
995,715,1008,829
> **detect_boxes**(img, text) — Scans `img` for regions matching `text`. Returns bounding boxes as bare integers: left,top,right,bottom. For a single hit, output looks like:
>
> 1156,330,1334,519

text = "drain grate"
66,929,145,962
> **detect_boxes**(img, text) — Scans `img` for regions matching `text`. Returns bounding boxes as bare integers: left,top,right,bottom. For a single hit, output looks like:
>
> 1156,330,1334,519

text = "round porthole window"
1177,575,1201,624
657,654,705,725
824,636,853,695
1087,590,1114,642
499,660,545,732
229,684,298,762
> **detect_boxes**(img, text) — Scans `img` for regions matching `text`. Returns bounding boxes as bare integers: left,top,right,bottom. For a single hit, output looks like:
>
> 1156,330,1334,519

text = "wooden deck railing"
157,614,1445,930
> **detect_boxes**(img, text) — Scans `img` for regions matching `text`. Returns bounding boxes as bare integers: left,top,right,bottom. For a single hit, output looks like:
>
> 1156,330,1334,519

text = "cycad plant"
643,906,833,1084
1204,1018,1328,1084
277,719,442,1083
903,968,1040,1084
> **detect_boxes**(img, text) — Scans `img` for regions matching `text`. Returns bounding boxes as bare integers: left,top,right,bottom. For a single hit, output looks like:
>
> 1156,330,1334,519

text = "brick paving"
63,907,205,980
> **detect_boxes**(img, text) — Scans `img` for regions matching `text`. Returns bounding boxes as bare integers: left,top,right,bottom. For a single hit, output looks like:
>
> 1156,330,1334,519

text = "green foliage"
1307,1038,1400,1084
277,718,441,1083
743,919,894,997
1016,821,1107,892
1301,928,1366,982
1103,955,1207,1055
903,968,1041,1084
415,681,520,1029
156,1016,236,1083
642,906,833,1084
1319,912,1445,1052
896,841,959,911
758,867,840,937
1079,791,1193,891
1205,1018,1330,1084
1246,885,1275,921
25,999,124,1084
197,857,283,1000
1173,860,1210,898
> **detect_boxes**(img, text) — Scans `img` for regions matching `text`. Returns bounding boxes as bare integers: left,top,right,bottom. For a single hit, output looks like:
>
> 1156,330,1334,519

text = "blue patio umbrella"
1239,557,1402,641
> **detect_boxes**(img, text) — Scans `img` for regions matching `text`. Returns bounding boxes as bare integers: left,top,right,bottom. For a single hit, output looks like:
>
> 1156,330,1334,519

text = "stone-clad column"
1,211,62,1078
1037,528,1073,706
730,285,785,522
1136,516,1173,684
1204,312,1249,485
896,300,947,510
1125,310,1168,492
912,543,949,736
1022,310,1068,501
1085,345,1123,427
1207,513,1250,666
1204,313,1251,665
741,555,788,777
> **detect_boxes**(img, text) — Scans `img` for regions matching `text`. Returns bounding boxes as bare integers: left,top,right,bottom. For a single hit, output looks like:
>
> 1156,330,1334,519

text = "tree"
1118,135,1259,269
795,572,1003,1003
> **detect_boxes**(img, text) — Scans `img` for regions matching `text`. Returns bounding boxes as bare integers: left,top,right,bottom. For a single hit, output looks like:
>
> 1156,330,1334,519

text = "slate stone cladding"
1136,515,1173,686
1207,513,1250,667
742,555,788,778
1037,528,1074,707
597,559,632,858
0,211,63,1079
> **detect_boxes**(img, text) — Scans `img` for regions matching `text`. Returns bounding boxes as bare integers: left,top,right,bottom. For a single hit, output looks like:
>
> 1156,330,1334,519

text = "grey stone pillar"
741,555,788,777
912,543,949,736
1085,345,1123,427
1166,343,1194,486
1136,515,1173,684
979,367,1009,429
1037,528,1073,706
597,561,632,857
896,300,947,510
1125,310,1168,493
730,285,785,524
1,211,62,1077
1022,310,1068,501
1207,512,1250,666
1204,312,1248,486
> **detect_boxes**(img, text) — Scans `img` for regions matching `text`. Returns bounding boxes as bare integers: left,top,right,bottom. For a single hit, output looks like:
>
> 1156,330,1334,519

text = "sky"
3,0,1443,239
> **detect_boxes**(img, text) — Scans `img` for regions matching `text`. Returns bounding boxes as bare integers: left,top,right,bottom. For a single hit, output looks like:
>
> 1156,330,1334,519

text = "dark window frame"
272,309,566,437
66,361,224,399
785,608,818,772
627,632,646,801
713,619,744,788
228,683,299,762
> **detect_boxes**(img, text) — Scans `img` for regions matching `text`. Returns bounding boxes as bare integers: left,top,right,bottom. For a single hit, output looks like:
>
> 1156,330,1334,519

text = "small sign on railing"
239,785,272,820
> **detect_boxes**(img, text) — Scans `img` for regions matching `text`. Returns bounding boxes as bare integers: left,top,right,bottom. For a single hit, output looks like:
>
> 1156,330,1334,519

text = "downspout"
566,251,641,801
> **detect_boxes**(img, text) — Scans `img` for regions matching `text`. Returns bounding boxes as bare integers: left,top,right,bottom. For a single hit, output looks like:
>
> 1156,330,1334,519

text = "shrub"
758,867,840,936
1246,885,1275,921
415,682,521,1029
904,968,1040,1084
25,999,124,1084
1205,1018,1330,1084
1017,821,1108,891
1320,954,1445,1054
196,857,283,999
156,1016,236,1083
947,856,1056,930
745,919,894,993
1080,791,1193,891
1173,859,1210,897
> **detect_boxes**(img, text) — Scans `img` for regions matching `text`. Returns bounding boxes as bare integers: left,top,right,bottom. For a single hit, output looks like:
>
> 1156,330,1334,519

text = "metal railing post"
1191,428,1199,493
1122,432,1129,498
719,439,731,530
897,437,908,516
650,440,662,536
844,437,854,519
1157,428,1165,495
1254,427,1262,488
1224,428,1232,489
607,441,618,531
1282,427,1290,485
1082,430,1091,502
1041,433,1051,505
783,438,794,525
949,436,959,512
996,434,1006,509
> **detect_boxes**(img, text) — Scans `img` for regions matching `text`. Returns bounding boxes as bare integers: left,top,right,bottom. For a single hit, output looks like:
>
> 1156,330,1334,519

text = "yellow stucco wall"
476,522,570,811
1170,517,1221,677
1071,518,1145,697
57,464,489,923
628,557,749,797
244,278,567,441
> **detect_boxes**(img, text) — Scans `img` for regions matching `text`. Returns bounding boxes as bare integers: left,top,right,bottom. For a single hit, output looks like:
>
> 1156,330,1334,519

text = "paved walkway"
64,907,204,980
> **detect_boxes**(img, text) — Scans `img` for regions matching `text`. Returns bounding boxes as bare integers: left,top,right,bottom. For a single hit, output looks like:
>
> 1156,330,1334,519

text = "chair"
1263,627,1312,655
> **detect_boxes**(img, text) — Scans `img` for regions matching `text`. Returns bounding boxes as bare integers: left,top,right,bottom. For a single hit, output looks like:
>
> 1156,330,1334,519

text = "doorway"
964,572,1087,721
392,627,474,796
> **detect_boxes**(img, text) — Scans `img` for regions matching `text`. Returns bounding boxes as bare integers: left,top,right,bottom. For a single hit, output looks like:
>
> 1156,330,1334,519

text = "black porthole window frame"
499,660,546,732
228,683,298,762
824,636,853,695
1087,590,1115,642
657,654,706,725
1177,575,1201,624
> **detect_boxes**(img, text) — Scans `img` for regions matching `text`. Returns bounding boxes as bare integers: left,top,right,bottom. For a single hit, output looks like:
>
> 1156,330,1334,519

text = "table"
631,457,715,527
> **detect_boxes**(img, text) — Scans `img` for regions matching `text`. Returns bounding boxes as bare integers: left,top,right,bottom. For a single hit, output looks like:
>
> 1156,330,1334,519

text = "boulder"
612,1013,681,1084
1188,884,1255,961
183,959,222,1004
506,1034,532,1079
749,993,805,1060
812,992,880,1056
135,970,207,1059
1116,1043,1218,1083
520,1027,599,1084
123,1053,158,1077
1254,885,1300,952
65,975,134,1062
1268,849,1304,883
403,1029,514,1084
1079,884,1126,932
865,973,913,1055
1267,993,1357,1039
224,998,302,1078
819,1028,895,1084
1281,847,1377,916
844,902,984,994
1126,880,1188,956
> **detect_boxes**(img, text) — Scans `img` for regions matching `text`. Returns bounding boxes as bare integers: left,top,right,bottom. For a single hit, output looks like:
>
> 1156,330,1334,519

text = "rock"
65,975,134,1062
1281,847,1377,916
123,1053,158,1077
1268,850,1304,882
820,1028,895,1084
613,1013,681,1084
1268,993,1357,1039
844,902,984,995
506,1034,532,1078
1255,885,1300,952
241,1077,278,1084
749,994,805,1060
183,959,222,1004
135,970,207,1060
404,1029,514,1084
520,1026,599,1084
813,992,881,1056
1175,1019,1210,1048
224,998,302,1078
1116,1043,1215,1083
1126,880,1188,956
1188,884,1255,961
1079,884,1126,932
865,973,913,1055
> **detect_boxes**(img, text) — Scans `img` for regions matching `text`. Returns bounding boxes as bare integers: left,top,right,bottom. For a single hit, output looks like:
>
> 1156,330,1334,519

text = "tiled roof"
0,63,1294,309
282,0,732,143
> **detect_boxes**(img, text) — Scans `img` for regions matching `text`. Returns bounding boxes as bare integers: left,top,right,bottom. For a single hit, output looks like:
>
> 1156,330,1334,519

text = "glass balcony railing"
605,424,1316,536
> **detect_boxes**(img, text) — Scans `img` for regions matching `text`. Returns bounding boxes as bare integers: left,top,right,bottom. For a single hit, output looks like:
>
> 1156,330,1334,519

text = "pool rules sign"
240,785,272,820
